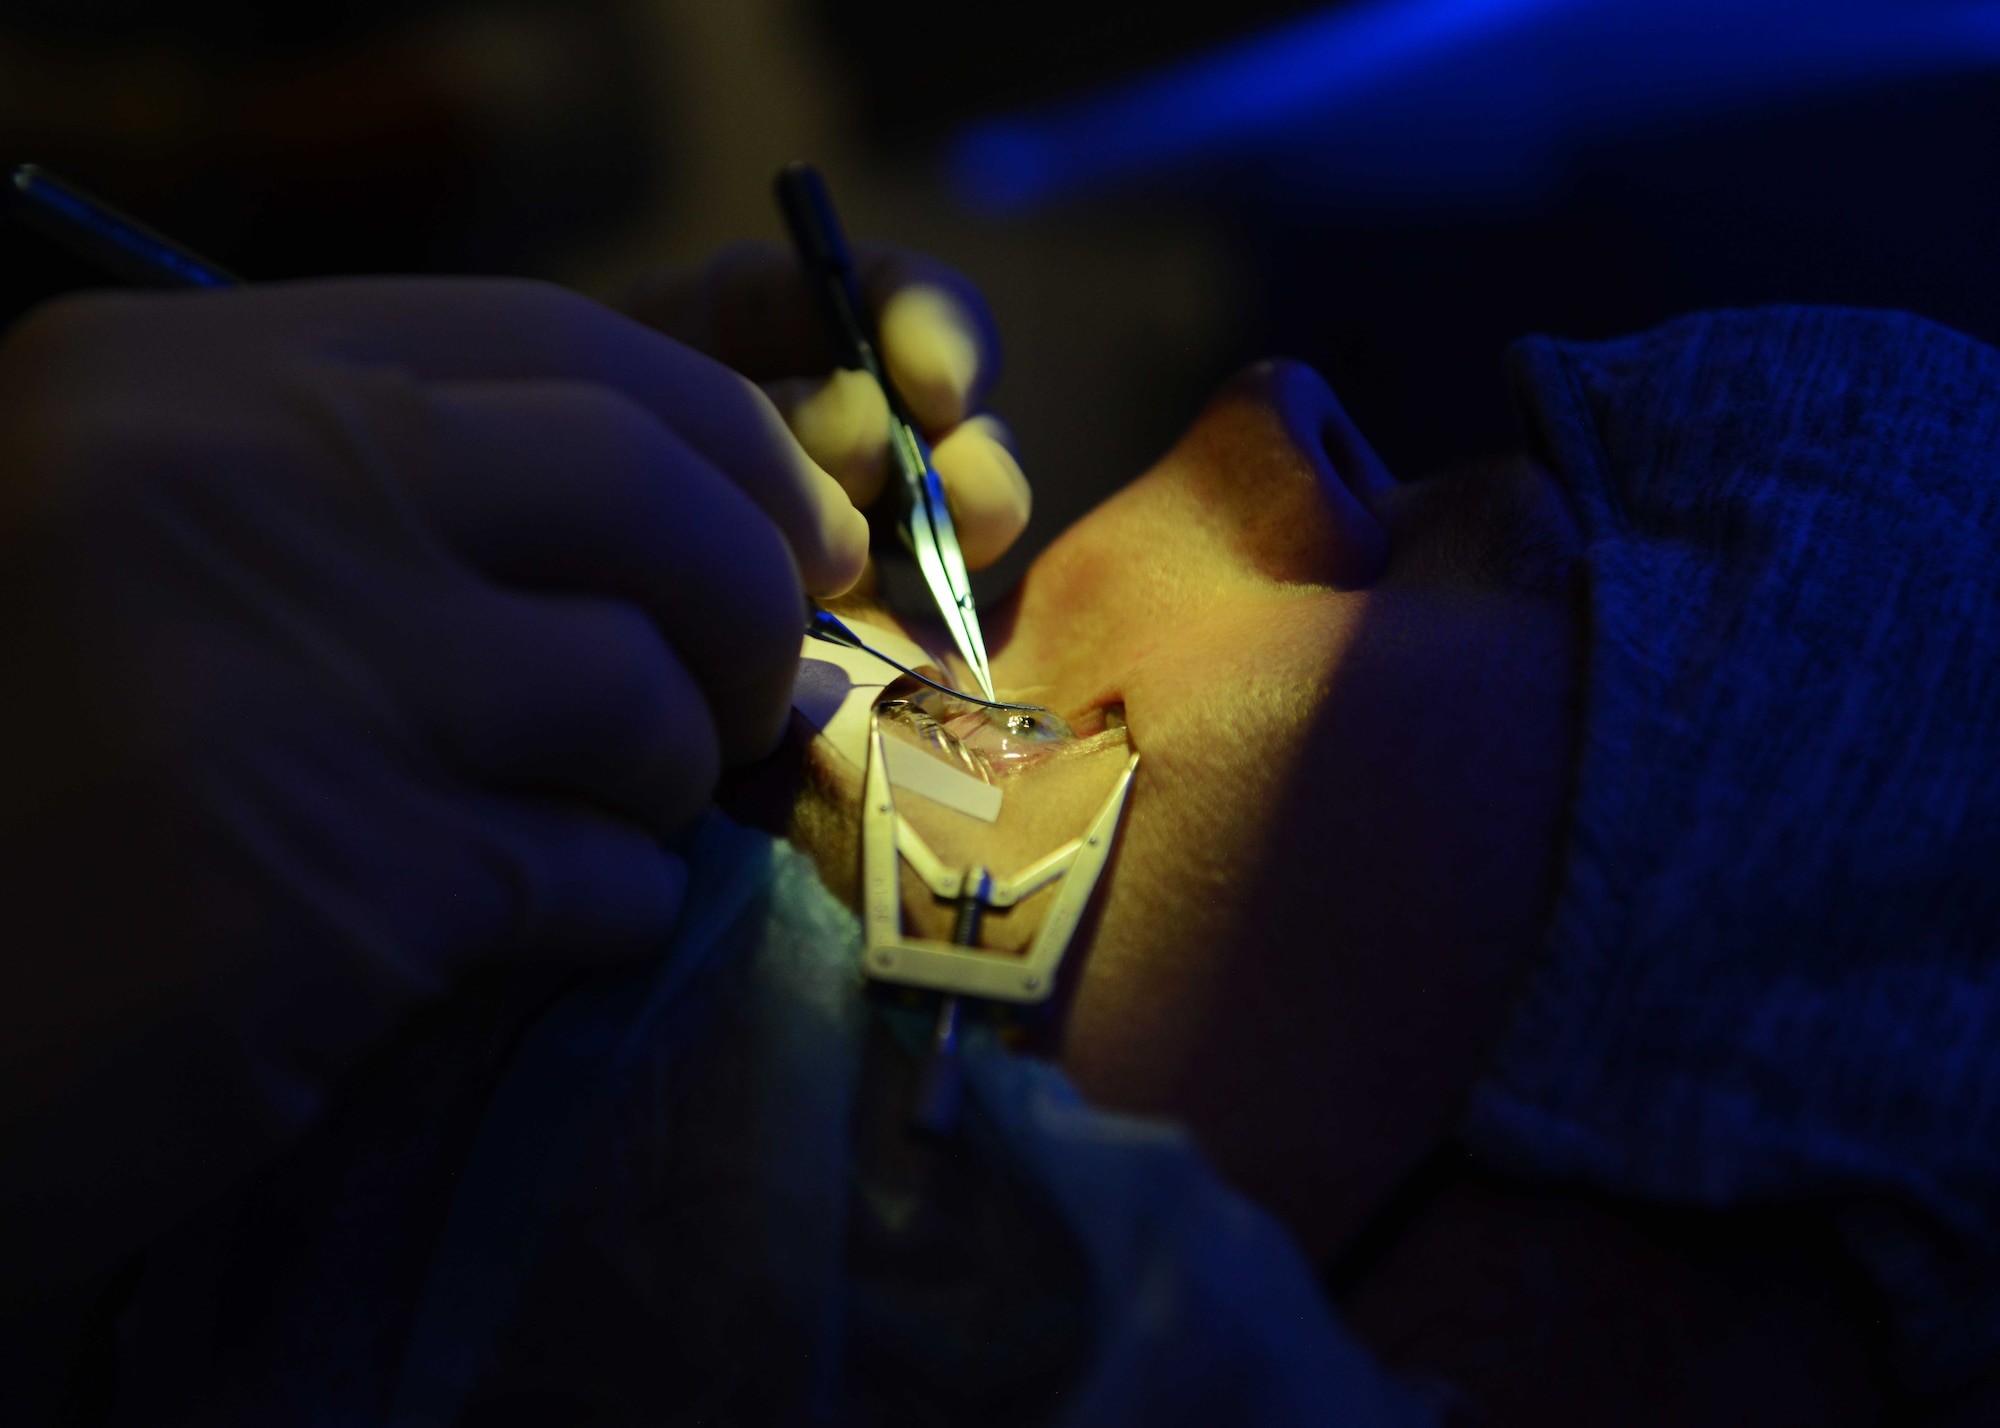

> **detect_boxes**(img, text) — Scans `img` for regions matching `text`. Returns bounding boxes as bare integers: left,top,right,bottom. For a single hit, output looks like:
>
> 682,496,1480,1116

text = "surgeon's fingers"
104,281,869,594
433,784,690,967
932,414,1031,569
255,731,689,978
498,808,688,964
761,385,1031,567
875,283,987,434
763,368,891,508
622,240,1002,430
405,589,724,836
399,379,809,764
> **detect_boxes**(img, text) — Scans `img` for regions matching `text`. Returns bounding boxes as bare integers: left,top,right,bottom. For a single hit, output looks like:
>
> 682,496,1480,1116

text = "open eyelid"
876,678,1128,781
877,698,993,783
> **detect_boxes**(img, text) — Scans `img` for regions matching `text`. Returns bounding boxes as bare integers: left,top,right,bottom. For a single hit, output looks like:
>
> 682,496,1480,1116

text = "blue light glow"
948,0,2000,213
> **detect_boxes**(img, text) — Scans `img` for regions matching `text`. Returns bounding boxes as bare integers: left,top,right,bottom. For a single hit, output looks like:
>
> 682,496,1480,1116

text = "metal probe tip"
806,609,1047,714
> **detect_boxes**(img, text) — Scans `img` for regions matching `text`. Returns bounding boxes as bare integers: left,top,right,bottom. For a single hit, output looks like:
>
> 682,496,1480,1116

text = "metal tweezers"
777,162,998,702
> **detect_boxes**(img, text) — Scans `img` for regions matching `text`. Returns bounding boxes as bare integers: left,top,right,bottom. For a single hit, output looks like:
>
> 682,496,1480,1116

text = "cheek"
1002,488,1249,695
1120,597,1347,768
1058,596,1356,1076
1057,590,1575,1265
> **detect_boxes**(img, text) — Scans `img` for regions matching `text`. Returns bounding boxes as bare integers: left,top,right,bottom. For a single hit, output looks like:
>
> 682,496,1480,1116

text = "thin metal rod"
910,862,991,1140
908,995,963,1140
9,164,240,289
807,608,1045,714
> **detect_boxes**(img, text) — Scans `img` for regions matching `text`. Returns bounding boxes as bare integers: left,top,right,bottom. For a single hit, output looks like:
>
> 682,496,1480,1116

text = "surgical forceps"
777,162,999,702
806,607,1045,714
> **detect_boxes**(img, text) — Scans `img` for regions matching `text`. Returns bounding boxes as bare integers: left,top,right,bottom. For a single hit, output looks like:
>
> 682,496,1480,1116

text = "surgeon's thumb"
879,285,986,433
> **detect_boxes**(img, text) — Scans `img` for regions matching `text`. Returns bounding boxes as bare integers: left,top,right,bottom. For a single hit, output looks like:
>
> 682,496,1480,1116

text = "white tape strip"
793,618,935,770
792,617,1003,822
881,738,1003,823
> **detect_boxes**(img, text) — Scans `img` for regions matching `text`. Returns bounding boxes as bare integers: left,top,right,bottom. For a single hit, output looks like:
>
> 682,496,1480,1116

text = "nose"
1265,359,1397,503
1195,359,1394,590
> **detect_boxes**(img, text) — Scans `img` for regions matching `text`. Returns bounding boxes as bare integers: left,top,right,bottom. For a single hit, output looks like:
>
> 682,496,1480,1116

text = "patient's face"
781,360,1581,1262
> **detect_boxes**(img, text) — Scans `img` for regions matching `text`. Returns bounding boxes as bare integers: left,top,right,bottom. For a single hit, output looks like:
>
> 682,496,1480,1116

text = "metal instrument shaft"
776,163,998,701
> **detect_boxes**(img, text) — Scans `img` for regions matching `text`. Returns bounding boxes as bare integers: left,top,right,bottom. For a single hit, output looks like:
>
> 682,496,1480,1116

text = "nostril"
1255,358,1396,502
1232,359,1391,589
1318,403,1396,502
1196,358,1392,589
1319,416,1346,479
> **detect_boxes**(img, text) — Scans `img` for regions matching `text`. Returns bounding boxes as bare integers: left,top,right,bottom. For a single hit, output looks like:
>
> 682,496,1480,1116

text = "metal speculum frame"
861,697,1139,1135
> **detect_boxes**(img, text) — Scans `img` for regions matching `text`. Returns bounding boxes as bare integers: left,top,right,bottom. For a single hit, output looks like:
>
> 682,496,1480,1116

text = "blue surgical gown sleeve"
329,812,1434,1425
102,810,1433,1425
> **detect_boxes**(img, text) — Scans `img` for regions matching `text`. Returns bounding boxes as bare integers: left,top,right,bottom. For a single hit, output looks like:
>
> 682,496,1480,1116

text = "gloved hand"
623,239,1030,570
0,264,1009,1308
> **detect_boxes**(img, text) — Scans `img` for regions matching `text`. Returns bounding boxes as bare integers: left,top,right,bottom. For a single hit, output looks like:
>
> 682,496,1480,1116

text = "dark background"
5,0,1998,590
4,9,1992,1421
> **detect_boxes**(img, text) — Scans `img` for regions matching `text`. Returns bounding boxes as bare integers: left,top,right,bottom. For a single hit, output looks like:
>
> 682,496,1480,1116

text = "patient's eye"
947,703,1075,770
876,696,995,782
878,685,1121,782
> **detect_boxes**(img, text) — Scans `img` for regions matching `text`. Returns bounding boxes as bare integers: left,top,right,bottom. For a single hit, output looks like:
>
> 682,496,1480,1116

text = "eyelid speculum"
862,692,1139,1136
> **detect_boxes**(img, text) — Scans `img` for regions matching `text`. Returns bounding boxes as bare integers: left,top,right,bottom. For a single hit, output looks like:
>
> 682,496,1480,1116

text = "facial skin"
757,358,1896,1426
757,357,1584,1266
